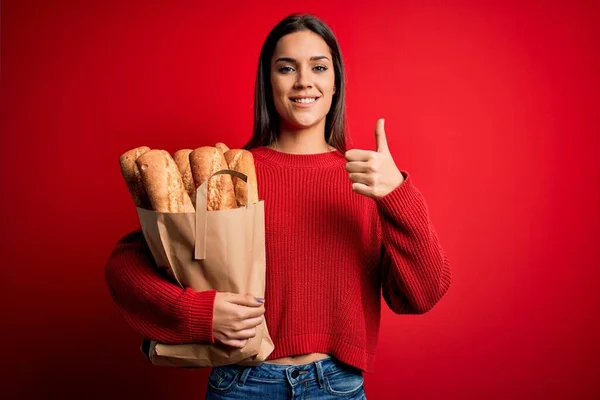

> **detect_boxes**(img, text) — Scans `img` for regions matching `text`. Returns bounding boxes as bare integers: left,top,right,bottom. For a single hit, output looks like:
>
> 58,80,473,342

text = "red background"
1,0,599,398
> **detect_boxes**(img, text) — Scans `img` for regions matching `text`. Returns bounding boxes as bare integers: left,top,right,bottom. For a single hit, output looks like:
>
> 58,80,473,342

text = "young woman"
105,14,451,399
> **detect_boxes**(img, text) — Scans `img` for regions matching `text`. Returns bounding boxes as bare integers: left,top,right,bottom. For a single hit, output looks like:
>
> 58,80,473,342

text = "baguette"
189,146,237,211
173,149,195,207
215,142,230,154
224,149,259,206
136,149,195,213
119,146,152,209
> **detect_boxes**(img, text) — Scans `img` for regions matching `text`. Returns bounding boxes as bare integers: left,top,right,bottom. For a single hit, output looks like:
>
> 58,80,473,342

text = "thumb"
375,118,388,153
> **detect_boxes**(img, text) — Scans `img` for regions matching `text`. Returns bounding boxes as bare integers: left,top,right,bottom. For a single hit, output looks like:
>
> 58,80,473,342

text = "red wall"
1,0,598,398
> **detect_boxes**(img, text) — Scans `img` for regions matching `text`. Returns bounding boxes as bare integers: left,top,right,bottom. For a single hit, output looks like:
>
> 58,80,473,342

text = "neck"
270,120,334,154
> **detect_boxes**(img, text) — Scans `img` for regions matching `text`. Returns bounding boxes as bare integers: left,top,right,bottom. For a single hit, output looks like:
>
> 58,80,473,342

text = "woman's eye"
314,65,328,72
278,66,294,73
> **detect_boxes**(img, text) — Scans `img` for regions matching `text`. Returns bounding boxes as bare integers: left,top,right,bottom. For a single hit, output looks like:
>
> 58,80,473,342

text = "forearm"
376,172,452,314
104,230,217,343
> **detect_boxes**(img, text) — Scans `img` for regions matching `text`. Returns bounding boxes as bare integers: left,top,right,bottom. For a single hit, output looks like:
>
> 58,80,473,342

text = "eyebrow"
274,56,331,63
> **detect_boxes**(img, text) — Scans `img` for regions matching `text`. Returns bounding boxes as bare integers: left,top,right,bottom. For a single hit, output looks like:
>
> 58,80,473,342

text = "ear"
333,84,336,94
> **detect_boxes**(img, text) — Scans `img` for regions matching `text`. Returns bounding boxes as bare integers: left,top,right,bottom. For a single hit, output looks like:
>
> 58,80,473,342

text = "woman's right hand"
213,292,266,348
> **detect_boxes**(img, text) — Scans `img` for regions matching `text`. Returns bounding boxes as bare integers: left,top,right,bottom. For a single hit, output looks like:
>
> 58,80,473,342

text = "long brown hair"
243,14,348,153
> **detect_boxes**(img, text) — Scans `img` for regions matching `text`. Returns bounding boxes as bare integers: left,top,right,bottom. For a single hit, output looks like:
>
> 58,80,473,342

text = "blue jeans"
205,356,366,399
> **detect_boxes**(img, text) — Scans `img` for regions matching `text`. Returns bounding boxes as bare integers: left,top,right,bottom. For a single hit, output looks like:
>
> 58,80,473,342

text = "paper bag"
136,169,274,368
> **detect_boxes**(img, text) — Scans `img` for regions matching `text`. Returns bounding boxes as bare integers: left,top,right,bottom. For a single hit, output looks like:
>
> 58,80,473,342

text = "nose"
293,65,313,89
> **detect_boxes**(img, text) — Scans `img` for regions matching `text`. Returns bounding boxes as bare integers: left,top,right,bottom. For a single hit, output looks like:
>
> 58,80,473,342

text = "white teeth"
292,98,317,103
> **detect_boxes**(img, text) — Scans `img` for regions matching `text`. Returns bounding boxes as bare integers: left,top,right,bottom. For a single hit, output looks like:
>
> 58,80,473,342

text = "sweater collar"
251,146,346,168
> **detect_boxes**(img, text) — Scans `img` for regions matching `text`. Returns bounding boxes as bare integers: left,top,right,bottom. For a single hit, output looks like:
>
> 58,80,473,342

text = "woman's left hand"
345,118,405,200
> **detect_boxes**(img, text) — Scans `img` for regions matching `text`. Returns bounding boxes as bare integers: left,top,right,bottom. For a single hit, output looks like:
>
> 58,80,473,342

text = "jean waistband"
262,355,333,366
216,356,362,385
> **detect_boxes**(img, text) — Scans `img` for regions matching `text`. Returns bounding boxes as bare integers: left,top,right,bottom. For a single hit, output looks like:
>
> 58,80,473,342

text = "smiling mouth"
290,97,319,103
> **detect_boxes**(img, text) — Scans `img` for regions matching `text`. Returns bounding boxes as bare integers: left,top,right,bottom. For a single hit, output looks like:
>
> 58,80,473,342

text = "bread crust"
173,149,195,207
215,142,230,154
119,146,152,208
224,149,259,206
189,146,237,211
136,149,195,213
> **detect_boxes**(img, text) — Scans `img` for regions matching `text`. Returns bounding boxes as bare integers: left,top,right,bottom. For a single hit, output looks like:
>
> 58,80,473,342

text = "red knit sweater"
105,146,451,372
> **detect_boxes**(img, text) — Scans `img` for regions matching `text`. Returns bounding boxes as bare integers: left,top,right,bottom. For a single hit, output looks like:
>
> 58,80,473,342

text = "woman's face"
270,30,336,132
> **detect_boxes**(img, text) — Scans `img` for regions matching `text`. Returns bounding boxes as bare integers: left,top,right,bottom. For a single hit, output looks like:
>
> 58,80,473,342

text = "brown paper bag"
136,169,274,368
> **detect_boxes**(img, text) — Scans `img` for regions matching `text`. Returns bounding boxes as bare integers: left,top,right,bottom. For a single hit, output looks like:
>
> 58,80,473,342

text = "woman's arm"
376,172,452,314
104,229,217,343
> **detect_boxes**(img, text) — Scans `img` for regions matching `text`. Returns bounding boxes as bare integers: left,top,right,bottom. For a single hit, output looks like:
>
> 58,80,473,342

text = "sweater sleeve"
104,229,217,343
376,171,452,314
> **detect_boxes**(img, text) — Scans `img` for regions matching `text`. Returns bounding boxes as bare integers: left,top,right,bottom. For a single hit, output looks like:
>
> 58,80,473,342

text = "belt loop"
237,367,252,387
314,360,325,388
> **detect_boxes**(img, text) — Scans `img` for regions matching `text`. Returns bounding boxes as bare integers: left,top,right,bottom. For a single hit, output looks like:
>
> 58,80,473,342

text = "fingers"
225,327,258,340
239,305,266,319
345,149,374,162
215,318,263,349
345,162,371,174
346,158,381,175
348,172,376,186
346,162,379,198
213,292,266,349
226,292,265,307
220,300,265,320
239,315,264,330
216,292,266,319
343,118,399,199
351,182,375,198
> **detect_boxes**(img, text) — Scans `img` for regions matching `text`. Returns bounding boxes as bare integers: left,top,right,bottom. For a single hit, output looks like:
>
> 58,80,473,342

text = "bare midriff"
266,353,330,365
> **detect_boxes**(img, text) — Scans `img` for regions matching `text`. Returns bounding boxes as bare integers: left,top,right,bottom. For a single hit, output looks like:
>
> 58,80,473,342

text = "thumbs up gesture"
345,118,405,199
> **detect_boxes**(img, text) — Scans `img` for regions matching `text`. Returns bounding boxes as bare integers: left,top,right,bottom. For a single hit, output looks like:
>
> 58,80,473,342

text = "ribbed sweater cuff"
179,289,217,343
376,171,423,215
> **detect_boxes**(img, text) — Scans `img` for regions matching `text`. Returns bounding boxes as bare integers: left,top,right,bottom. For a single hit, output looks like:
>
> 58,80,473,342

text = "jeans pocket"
207,366,241,394
323,364,365,397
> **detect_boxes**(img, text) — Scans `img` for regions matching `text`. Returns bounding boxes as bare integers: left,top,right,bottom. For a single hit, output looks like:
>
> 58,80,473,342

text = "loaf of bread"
189,146,237,211
136,149,195,213
173,149,195,207
119,146,152,209
224,149,259,206
215,142,230,154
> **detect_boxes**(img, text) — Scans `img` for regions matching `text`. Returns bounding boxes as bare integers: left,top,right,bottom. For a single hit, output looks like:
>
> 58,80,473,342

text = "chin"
285,119,323,130
283,113,327,130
